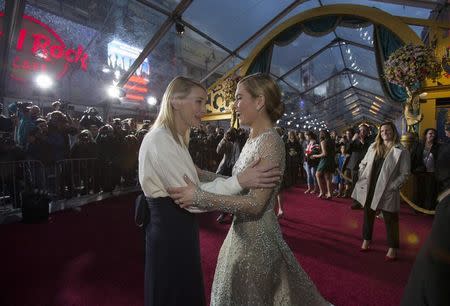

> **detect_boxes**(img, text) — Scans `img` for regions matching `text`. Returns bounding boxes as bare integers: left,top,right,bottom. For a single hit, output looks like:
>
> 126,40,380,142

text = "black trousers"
363,204,399,248
144,197,206,306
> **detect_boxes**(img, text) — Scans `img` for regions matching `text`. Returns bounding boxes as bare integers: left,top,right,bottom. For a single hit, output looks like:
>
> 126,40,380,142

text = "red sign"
124,75,149,102
0,12,89,82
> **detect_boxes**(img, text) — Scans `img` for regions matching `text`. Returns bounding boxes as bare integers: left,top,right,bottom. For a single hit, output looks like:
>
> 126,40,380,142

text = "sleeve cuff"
228,175,243,194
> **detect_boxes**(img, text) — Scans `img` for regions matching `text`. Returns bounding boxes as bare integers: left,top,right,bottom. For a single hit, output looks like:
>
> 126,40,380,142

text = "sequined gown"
193,129,329,306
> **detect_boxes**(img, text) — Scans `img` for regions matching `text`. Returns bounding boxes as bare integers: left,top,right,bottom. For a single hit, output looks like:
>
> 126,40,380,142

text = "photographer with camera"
79,107,104,129
8,101,41,149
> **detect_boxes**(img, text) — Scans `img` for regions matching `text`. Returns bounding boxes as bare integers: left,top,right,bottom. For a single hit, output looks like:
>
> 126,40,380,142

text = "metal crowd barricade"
54,158,98,199
0,160,46,212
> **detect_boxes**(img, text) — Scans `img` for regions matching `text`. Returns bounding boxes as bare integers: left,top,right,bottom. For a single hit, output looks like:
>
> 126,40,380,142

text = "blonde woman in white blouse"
138,76,281,306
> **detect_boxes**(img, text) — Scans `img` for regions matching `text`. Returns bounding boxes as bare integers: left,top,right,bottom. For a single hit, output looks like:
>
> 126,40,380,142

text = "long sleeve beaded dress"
192,128,329,306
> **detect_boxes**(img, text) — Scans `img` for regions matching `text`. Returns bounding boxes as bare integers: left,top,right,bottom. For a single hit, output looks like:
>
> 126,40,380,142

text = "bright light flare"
35,74,53,89
147,96,157,105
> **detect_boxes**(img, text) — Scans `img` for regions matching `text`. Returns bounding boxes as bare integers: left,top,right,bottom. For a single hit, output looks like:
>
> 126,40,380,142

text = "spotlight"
107,86,125,98
35,74,53,89
108,86,120,98
147,96,157,106
175,21,185,36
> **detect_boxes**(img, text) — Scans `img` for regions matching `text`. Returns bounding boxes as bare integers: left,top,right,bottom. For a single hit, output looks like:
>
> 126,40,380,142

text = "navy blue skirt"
144,197,206,306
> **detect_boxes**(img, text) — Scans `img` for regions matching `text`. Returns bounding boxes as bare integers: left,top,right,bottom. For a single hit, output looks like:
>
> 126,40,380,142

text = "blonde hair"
374,121,400,158
238,73,284,123
151,76,206,146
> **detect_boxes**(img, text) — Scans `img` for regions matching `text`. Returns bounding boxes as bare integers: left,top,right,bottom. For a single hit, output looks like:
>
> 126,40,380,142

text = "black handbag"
134,193,150,228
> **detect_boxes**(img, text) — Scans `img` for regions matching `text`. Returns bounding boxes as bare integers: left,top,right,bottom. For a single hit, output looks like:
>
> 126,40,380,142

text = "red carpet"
0,186,432,306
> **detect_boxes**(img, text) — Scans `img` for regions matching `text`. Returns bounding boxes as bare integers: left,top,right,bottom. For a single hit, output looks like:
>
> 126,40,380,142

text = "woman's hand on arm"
167,175,197,208
237,157,281,189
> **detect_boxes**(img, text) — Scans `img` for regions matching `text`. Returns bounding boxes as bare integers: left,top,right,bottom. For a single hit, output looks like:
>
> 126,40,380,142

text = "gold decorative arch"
240,4,422,75
205,4,422,121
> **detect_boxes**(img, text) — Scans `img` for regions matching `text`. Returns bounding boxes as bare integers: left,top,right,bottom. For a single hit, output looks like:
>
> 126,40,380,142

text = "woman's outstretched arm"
169,133,284,218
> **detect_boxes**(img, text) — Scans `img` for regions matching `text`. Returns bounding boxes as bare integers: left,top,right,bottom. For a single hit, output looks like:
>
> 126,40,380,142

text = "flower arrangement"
222,75,241,106
384,43,442,93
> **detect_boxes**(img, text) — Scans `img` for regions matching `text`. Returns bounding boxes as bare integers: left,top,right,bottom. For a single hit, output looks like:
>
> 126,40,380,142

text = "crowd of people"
2,96,447,210
1,73,449,305
272,122,449,212
0,101,150,199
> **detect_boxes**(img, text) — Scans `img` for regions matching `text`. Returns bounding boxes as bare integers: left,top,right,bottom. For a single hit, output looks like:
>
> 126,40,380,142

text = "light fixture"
371,103,381,111
108,86,121,98
107,86,125,98
147,96,157,106
35,74,53,89
419,92,428,99
175,20,185,36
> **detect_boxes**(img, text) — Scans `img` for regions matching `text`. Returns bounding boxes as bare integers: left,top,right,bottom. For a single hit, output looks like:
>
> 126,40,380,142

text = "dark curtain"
374,25,407,102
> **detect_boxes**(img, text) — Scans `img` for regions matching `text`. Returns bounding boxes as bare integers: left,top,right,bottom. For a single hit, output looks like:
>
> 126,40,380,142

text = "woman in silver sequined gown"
169,74,330,306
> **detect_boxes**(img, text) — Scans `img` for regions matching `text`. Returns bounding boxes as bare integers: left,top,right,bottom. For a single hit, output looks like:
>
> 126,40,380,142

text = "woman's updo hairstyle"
238,73,284,123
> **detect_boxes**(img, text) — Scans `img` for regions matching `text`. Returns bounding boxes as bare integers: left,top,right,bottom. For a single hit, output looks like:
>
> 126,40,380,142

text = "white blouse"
138,127,242,212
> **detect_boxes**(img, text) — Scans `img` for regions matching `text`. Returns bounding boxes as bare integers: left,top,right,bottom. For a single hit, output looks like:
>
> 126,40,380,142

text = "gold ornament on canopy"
383,43,442,142
222,75,241,128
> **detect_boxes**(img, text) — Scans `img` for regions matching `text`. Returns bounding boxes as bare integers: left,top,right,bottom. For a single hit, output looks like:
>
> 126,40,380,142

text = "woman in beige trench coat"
352,122,410,261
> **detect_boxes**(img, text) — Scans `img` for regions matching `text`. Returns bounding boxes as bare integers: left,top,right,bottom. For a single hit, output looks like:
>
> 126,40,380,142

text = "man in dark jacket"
343,124,373,209
401,143,450,306
79,107,104,129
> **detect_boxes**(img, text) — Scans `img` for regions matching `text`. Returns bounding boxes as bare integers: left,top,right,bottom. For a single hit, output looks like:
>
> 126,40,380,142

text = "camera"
16,101,33,112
